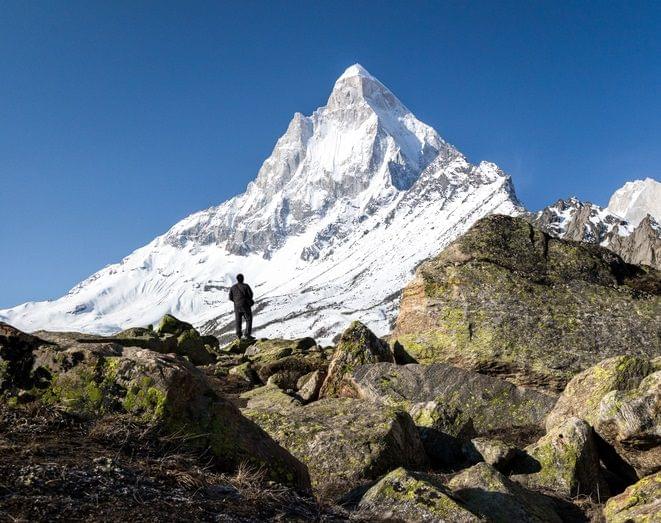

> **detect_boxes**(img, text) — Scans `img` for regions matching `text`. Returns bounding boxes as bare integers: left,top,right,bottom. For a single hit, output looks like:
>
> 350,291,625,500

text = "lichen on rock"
319,321,394,398
512,417,609,498
603,471,661,522
392,215,661,392
241,396,427,494
449,462,562,523
358,467,481,522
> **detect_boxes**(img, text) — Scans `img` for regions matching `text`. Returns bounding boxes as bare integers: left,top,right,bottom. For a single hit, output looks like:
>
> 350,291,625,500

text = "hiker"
229,273,254,339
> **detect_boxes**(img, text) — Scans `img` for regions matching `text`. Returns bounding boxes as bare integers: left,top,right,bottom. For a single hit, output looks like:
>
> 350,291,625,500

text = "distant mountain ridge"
0,64,658,340
529,179,661,269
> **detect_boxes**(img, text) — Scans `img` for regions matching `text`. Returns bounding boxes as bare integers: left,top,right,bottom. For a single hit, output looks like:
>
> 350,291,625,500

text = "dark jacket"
229,282,254,310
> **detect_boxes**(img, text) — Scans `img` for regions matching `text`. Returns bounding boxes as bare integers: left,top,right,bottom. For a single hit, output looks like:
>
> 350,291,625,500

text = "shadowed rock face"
392,215,661,392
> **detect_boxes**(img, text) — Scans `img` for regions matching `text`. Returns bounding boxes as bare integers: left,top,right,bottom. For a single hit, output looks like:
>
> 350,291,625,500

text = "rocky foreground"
0,216,659,522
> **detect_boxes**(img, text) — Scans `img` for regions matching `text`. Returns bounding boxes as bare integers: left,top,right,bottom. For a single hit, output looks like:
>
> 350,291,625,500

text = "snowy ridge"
0,64,524,341
530,197,634,245
530,187,661,270
606,177,661,227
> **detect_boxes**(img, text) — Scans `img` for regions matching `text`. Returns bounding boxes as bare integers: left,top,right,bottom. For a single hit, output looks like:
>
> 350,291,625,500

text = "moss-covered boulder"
222,337,258,354
296,370,325,403
462,438,517,472
392,215,660,392
155,313,194,336
513,417,609,498
358,467,481,522
603,471,661,522
319,321,394,398
0,326,311,491
241,396,428,494
233,337,329,391
596,370,661,477
348,362,556,434
240,384,302,411
243,337,317,364
546,356,657,429
256,352,327,390
449,462,562,523
408,400,474,467
546,356,660,478
227,362,258,383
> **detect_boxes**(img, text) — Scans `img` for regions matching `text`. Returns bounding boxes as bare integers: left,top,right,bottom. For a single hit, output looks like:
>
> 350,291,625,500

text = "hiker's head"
236,274,244,283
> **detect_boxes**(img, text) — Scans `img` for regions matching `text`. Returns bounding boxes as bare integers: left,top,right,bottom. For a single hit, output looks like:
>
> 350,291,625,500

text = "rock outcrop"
392,215,661,392
348,362,556,433
607,214,661,269
358,467,481,522
546,356,660,478
529,196,661,270
0,324,311,490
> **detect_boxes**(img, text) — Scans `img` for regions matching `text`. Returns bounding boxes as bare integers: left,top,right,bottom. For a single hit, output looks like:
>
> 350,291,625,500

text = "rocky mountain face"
606,177,661,226
0,64,522,342
529,188,661,269
392,214,660,392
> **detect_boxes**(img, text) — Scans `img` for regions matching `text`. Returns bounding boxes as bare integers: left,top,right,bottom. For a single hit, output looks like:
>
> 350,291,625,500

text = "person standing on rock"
229,274,254,339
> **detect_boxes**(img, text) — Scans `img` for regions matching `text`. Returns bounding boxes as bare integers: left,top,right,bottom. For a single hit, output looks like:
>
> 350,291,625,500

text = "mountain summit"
165,63,453,257
0,65,525,340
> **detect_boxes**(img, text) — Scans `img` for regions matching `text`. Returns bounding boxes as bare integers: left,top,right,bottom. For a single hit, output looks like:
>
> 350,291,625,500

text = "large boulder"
0,325,311,490
358,467,481,522
603,471,661,522
392,215,661,392
513,417,609,498
241,396,428,494
319,321,393,398
449,462,562,523
596,370,661,477
348,362,556,434
546,356,660,478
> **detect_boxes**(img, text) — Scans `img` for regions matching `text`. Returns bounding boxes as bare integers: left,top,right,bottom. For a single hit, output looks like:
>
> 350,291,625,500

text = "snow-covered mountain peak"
606,177,660,226
336,63,374,81
0,64,523,342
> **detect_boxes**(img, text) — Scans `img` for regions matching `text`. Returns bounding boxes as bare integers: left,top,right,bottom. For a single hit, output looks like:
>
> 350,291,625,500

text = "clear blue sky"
1,1,659,308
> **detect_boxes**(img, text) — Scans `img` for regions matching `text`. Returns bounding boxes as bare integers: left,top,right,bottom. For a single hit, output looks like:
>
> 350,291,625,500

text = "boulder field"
1,215,659,521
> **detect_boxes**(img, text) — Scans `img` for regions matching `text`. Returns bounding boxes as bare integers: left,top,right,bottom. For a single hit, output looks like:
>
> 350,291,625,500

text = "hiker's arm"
247,286,253,299
229,288,233,302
